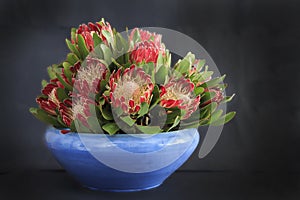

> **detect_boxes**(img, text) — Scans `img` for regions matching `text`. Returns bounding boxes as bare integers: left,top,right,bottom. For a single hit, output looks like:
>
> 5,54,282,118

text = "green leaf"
66,53,79,65
55,73,73,91
175,59,189,75
99,80,108,95
77,34,90,59
138,102,149,117
47,65,59,79
99,104,113,121
87,116,102,133
136,125,161,134
194,87,204,96
115,32,129,52
56,88,69,102
101,44,113,65
220,93,235,104
65,39,81,58
200,91,216,104
62,62,72,81
196,59,206,71
202,74,226,88
167,116,180,131
155,65,168,84
132,29,141,44
156,52,164,68
29,107,61,127
120,116,136,126
209,109,223,124
69,121,76,132
149,85,160,110
102,123,120,135
101,30,113,44
41,80,48,88
166,108,181,124
70,28,77,42
57,115,68,128
93,33,102,47
211,111,236,126
200,102,218,115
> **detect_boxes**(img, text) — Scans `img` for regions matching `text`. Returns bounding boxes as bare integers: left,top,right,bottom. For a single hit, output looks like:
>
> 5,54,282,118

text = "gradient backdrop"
0,0,299,199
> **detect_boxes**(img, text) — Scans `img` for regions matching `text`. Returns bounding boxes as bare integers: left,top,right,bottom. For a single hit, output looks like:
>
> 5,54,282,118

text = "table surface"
1,170,299,200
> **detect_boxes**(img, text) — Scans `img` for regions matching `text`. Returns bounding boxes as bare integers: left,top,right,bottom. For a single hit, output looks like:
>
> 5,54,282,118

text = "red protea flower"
72,97,93,127
59,97,93,129
130,41,163,64
109,65,154,114
201,88,224,107
160,78,200,119
74,19,113,51
73,57,108,98
37,70,74,116
130,28,163,48
36,87,60,116
59,99,73,127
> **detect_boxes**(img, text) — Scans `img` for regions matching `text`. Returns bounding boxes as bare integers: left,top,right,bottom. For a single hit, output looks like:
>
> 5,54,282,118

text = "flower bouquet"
29,18,235,191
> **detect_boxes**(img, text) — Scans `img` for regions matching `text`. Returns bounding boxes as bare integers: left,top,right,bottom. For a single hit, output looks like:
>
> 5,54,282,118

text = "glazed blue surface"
45,127,200,192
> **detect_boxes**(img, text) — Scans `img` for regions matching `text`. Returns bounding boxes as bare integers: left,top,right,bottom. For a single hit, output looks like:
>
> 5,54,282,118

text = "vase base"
83,183,162,192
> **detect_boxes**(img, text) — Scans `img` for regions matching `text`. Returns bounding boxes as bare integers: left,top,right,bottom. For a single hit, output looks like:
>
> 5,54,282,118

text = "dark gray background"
0,0,299,198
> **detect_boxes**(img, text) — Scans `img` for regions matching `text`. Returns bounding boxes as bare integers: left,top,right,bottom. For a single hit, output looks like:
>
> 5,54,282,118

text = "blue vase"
45,127,200,192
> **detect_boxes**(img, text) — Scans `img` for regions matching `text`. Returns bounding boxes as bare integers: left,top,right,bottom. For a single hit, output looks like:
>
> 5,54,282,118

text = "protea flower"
36,85,60,116
160,78,200,119
201,88,224,107
130,41,163,64
130,28,163,48
109,65,154,114
129,28,165,64
73,19,113,51
59,99,73,127
73,57,108,98
71,97,93,128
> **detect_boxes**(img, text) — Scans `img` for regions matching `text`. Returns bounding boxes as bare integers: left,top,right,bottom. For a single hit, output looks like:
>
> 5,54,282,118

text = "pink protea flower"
109,65,154,114
74,19,113,51
37,70,75,116
130,28,163,48
130,41,162,64
73,57,108,98
59,97,93,129
36,86,60,116
59,99,73,127
129,28,165,64
160,78,200,119
201,88,224,107
71,98,93,128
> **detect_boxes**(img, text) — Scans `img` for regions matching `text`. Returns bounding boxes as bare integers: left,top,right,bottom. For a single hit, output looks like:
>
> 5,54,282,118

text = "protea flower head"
36,85,60,116
130,28,163,48
201,88,224,107
109,65,154,114
59,97,93,130
36,75,71,116
73,57,108,98
130,41,163,64
59,99,73,127
129,28,165,64
74,19,113,51
71,97,93,128
160,77,200,119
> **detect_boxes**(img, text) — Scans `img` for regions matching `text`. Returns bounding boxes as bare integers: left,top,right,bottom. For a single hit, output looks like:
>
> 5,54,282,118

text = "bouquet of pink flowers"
30,18,235,134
